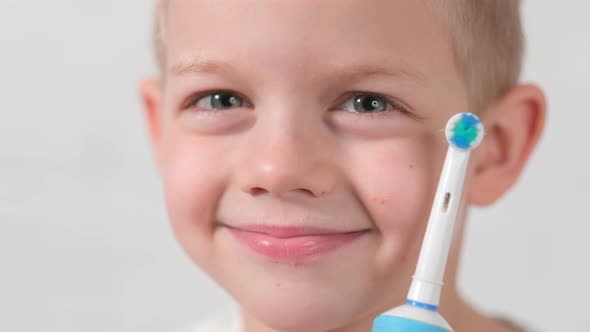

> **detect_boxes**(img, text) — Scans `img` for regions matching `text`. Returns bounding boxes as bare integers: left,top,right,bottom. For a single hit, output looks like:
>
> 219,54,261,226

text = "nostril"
295,188,316,196
249,187,268,196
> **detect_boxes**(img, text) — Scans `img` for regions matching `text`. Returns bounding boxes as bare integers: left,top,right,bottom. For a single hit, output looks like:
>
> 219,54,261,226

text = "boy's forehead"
165,0,457,84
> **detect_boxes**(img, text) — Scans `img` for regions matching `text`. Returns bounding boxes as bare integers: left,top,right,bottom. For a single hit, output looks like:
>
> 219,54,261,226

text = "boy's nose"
235,118,339,200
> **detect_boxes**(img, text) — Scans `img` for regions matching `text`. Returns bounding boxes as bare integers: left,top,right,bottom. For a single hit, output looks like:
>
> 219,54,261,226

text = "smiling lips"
226,225,369,262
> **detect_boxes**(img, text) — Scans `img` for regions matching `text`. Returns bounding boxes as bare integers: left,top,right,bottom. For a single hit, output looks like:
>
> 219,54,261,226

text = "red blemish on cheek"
372,197,387,205
409,164,415,169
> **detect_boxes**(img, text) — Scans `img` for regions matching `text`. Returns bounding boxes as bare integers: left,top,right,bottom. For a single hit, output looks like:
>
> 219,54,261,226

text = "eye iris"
354,95,386,113
212,92,242,109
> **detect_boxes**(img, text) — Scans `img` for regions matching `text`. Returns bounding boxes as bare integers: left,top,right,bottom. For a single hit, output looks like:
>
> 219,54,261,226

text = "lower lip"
227,227,367,262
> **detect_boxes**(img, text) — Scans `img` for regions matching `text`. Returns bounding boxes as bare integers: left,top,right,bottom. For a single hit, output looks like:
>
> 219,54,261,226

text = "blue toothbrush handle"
371,304,453,332
372,315,451,332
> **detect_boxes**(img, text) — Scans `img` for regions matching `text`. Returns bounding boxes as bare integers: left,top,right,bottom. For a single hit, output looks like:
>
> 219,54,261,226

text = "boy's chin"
209,230,411,330
222,269,400,332
237,287,374,332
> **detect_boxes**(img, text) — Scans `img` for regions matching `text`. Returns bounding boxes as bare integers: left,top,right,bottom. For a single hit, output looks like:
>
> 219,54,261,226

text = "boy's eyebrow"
170,58,237,76
328,63,426,84
169,57,426,83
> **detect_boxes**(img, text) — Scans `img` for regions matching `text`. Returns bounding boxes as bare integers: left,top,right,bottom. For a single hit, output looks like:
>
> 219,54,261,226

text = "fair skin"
140,1,545,331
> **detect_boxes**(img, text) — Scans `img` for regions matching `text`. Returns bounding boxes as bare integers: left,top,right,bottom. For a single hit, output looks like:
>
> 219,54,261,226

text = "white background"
1,1,588,331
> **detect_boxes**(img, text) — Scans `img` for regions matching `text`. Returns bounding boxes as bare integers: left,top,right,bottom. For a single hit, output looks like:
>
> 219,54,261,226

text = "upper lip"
224,224,370,238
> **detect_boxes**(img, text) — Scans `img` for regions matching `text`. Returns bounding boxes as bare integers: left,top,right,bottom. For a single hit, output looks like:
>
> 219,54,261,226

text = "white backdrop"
1,1,588,331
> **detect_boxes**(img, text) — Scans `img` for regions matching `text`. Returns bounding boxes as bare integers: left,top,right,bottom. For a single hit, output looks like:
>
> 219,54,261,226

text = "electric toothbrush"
372,113,485,332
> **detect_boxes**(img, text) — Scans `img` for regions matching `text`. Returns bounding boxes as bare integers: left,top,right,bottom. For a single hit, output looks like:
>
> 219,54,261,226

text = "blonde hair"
153,0,167,71
152,0,524,112
444,0,524,111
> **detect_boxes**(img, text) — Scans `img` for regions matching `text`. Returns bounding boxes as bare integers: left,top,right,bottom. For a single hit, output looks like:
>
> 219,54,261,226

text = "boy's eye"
342,94,392,114
193,91,244,110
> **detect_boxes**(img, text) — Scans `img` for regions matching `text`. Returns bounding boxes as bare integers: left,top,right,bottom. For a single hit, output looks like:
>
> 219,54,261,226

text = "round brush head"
445,113,484,150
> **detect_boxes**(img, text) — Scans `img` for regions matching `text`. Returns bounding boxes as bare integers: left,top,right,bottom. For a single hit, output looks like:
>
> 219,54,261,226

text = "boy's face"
148,0,472,330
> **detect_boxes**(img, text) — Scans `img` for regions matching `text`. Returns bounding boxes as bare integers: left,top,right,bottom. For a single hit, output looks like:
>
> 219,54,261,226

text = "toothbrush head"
445,113,484,150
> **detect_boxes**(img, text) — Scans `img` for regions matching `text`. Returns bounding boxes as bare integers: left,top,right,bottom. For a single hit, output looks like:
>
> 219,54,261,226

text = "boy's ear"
139,79,164,173
468,84,547,206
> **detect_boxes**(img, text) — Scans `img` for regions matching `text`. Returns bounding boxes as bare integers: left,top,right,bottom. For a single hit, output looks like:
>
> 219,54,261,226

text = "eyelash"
181,89,250,110
181,90,410,119
338,91,409,119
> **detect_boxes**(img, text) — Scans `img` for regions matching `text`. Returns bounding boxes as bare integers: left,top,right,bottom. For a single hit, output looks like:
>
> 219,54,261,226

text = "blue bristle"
449,113,481,149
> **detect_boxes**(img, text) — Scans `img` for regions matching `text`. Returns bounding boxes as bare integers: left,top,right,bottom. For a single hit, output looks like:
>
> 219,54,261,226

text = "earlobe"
139,79,164,173
468,84,547,206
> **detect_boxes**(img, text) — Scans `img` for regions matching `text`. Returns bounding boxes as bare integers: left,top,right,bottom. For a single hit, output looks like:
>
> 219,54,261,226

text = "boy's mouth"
223,224,370,262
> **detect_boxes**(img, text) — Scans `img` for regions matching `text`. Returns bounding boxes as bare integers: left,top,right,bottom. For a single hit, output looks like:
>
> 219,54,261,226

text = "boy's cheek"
349,140,441,259
158,137,228,261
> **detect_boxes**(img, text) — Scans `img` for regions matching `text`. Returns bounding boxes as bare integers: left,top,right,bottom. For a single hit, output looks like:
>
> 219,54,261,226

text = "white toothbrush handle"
407,147,470,307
